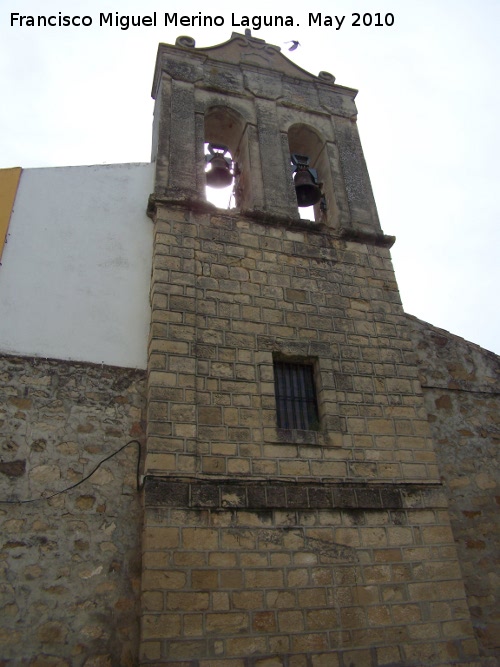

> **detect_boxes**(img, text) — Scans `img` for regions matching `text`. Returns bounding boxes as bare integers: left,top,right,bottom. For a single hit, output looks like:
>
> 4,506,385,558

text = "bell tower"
148,31,384,238
141,33,481,666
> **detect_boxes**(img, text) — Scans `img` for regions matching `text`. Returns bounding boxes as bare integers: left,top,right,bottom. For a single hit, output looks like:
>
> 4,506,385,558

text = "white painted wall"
0,163,154,369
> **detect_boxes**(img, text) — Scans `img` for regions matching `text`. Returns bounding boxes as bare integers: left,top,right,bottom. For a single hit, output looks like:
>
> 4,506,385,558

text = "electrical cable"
0,439,142,505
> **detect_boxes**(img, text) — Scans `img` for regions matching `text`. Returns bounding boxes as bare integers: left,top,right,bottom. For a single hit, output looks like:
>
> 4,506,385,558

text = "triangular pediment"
189,32,319,82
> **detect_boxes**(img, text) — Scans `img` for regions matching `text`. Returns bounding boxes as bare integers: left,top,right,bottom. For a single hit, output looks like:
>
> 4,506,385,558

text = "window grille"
274,361,319,430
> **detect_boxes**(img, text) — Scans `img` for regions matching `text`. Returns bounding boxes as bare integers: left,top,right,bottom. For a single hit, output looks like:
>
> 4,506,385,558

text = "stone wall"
141,204,483,665
142,479,480,666
408,317,500,660
0,354,146,666
144,207,439,485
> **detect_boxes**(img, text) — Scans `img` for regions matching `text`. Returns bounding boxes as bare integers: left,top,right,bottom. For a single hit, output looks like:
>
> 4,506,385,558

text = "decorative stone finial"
176,35,196,48
318,71,336,83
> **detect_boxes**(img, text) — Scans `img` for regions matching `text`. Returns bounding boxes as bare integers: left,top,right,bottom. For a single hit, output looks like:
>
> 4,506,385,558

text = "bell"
205,144,234,189
206,154,233,188
294,169,322,207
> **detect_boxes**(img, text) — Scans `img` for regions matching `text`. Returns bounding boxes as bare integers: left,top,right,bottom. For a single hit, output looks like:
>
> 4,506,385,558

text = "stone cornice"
144,476,447,511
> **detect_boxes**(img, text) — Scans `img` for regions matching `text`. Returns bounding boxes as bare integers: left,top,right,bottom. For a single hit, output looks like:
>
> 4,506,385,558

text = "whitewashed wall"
0,163,154,368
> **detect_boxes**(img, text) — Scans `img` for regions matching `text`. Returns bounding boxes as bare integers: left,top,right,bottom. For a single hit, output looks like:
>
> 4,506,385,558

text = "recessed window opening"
204,142,236,209
274,361,320,431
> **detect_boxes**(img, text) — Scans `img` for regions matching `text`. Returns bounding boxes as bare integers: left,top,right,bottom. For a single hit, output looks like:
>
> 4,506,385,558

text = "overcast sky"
1,0,499,354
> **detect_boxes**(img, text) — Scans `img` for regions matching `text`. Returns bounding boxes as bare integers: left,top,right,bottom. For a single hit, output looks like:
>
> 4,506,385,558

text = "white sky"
1,0,499,354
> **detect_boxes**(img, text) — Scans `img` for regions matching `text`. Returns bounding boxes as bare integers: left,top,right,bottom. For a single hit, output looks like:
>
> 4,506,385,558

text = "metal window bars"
274,361,319,431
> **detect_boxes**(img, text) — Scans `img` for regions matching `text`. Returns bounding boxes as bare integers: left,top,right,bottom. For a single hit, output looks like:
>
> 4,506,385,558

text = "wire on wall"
0,439,142,505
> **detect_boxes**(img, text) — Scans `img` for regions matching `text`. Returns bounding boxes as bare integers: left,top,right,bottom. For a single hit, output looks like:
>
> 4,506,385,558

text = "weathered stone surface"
145,208,438,486
145,479,438,511
141,505,482,665
0,459,26,477
408,316,500,659
141,198,482,664
0,354,146,665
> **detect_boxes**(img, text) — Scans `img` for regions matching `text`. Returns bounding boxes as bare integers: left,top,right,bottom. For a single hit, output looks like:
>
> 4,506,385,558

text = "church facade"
0,33,498,666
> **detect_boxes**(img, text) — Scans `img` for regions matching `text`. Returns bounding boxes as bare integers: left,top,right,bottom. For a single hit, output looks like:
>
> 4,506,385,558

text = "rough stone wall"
408,317,500,660
0,354,146,666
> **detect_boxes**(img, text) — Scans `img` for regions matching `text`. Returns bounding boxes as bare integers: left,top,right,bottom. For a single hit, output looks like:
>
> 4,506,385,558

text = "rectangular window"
274,361,319,431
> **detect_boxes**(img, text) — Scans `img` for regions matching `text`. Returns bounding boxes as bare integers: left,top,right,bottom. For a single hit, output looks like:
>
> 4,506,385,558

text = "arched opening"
288,124,334,223
204,106,251,210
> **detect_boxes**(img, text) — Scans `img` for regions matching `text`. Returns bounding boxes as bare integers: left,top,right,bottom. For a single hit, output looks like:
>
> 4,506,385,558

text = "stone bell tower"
141,33,481,666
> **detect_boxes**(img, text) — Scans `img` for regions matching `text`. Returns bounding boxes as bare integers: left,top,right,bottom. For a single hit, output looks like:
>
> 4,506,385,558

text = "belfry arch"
204,105,254,210
287,123,337,223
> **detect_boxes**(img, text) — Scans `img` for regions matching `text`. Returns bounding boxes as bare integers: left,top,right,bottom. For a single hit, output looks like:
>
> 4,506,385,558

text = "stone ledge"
339,226,396,248
147,194,398,247
144,477,447,511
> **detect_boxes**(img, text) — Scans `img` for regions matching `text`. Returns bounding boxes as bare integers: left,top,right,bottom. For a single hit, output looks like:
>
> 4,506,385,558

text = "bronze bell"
291,153,322,207
205,144,234,189
294,169,322,207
